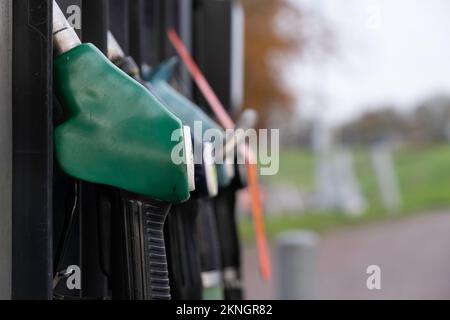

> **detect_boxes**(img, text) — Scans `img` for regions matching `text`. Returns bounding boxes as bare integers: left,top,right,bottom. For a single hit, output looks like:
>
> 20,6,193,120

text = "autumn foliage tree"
240,0,304,128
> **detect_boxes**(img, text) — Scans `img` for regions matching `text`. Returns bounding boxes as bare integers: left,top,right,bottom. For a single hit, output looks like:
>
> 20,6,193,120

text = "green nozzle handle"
146,58,235,188
106,42,219,199
54,44,191,203
53,9,189,301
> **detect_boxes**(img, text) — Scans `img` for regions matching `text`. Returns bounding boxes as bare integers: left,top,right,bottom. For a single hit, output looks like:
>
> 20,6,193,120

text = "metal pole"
12,0,53,299
0,0,12,300
277,231,319,300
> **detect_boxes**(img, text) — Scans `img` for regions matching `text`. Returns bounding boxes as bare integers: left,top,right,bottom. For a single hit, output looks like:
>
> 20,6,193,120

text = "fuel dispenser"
8,0,250,300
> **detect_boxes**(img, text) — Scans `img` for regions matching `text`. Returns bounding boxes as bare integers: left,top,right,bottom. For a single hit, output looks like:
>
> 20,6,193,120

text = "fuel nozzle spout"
107,31,142,80
106,31,125,63
52,0,81,56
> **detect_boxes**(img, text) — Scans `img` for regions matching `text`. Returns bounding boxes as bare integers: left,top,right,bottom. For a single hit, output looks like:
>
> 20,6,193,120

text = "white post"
314,119,338,211
371,144,401,212
0,0,13,300
333,151,366,216
277,231,319,300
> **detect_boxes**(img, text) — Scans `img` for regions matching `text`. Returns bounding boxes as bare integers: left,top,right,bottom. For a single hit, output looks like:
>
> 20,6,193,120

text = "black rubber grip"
164,200,202,300
197,198,222,273
113,193,171,300
214,187,243,300
128,198,170,300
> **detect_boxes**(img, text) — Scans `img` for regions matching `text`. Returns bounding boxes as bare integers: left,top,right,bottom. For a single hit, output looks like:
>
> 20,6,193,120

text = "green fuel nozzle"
52,2,193,203
106,32,218,199
145,58,258,300
144,58,237,189
106,33,227,299
52,1,197,300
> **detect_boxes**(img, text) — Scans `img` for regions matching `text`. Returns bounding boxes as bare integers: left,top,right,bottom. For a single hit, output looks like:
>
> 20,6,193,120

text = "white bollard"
277,231,319,300
371,144,401,212
333,151,367,216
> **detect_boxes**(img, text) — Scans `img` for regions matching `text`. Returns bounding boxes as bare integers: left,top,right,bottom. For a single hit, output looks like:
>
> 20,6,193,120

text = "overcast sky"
284,0,450,126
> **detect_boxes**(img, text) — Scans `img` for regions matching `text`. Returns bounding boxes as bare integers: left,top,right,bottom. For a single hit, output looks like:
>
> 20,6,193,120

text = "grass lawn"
239,143,450,241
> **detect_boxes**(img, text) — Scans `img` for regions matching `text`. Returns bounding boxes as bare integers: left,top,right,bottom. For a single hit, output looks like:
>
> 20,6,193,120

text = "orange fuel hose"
168,28,271,281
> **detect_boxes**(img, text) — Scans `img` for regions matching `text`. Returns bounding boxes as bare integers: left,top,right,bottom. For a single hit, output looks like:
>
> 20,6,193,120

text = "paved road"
243,211,450,299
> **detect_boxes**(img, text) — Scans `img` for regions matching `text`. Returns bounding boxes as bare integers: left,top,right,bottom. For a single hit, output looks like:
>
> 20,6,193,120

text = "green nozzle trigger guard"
54,44,190,203
145,57,233,188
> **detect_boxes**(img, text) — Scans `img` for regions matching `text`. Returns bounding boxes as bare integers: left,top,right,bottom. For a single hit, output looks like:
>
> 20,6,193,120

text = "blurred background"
237,0,450,299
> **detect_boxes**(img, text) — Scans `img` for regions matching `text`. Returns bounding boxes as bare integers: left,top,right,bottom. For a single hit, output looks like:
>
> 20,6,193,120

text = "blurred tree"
339,108,410,145
414,95,450,142
338,95,450,146
240,0,304,128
